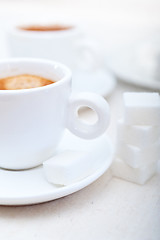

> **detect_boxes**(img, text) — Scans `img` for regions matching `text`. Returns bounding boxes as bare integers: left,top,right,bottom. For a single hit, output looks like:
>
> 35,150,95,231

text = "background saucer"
108,38,160,91
72,68,116,97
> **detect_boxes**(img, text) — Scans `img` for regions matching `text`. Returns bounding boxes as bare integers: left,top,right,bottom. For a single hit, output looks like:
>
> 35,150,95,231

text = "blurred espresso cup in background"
7,23,101,71
0,58,110,170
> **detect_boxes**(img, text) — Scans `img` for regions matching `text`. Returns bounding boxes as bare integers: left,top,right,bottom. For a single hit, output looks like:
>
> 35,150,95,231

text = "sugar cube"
43,150,98,185
116,140,160,168
111,158,157,185
123,92,160,125
117,119,160,148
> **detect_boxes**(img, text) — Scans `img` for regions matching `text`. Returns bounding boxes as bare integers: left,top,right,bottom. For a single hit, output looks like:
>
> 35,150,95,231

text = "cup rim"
0,58,72,95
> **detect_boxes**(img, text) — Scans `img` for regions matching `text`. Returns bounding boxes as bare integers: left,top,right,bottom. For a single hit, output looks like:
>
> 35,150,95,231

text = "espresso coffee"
19,24,73,32
0,74,54,90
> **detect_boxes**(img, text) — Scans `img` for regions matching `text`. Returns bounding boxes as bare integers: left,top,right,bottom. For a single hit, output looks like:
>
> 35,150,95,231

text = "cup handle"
66,92,110,139
75,40,104,70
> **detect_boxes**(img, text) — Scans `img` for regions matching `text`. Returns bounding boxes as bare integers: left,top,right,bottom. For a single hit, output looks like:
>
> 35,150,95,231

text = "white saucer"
108,39,160,91
0,131,113,206
72,68,117,97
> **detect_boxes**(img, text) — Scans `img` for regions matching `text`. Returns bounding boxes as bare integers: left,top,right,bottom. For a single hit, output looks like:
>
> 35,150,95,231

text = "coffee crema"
18,24,73,32
0,74,54,90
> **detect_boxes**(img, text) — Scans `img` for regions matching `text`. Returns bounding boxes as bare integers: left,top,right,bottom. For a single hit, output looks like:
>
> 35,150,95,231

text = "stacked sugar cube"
112,92,160,185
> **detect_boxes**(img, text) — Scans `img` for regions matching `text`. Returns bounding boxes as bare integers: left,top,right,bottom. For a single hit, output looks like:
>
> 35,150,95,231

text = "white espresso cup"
0,58,110,170
7,23,101,70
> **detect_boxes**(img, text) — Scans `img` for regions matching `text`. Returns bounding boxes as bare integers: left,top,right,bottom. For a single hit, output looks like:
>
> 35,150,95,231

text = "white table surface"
0,1,160,239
